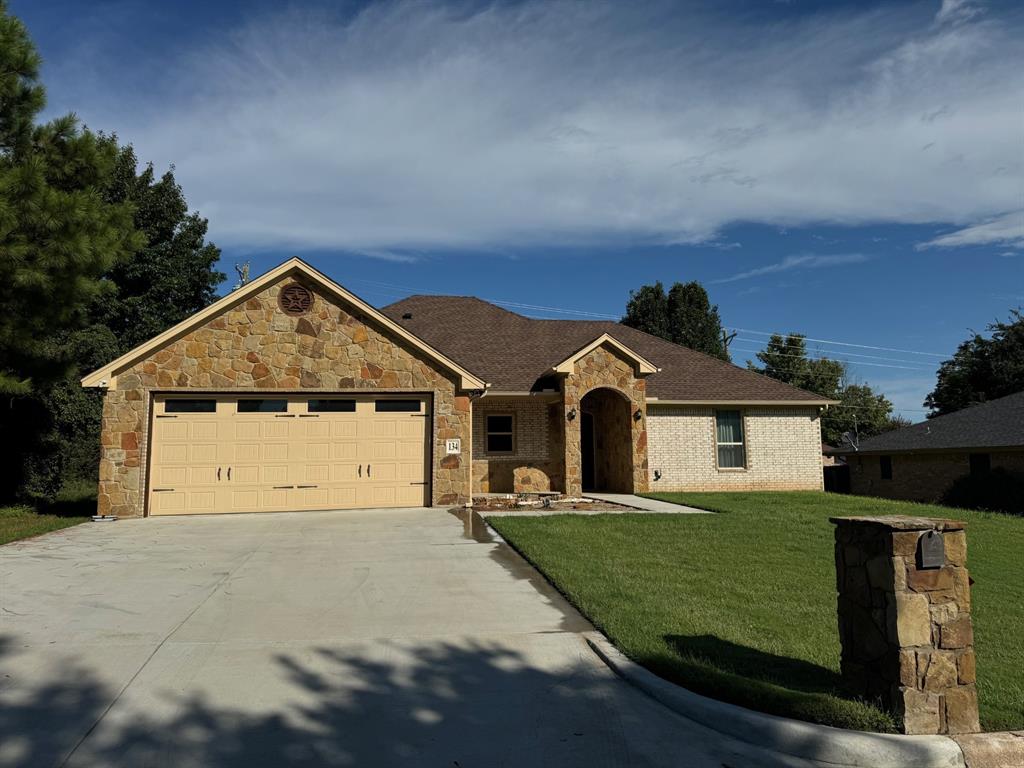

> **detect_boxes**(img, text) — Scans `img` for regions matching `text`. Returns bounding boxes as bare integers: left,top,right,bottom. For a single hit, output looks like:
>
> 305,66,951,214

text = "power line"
727,327,948,358
730,346,933,372
733,338,939,366
342,276,950,360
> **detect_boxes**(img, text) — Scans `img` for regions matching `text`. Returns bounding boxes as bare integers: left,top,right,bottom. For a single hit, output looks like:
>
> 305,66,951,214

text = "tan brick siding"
647,405,823,491
849,450,1024,503
471,397,562,493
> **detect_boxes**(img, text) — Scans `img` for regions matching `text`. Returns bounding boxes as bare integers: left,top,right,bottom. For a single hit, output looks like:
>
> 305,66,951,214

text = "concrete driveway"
1,508,804,767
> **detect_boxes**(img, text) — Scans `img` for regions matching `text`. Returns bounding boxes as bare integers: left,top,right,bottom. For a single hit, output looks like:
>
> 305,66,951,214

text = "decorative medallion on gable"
279,283,314,316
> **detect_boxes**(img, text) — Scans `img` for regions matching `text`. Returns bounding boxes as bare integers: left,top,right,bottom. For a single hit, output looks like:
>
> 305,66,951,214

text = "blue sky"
14,0,1023,418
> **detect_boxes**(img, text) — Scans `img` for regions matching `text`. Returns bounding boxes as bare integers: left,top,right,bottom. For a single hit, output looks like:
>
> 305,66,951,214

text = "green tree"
747,333,896,445
13,148,225,501
822,383,897,447
94,145,224,350
622,280,729,360
747,334,844,398
0,2,141,394
925,310,1024,416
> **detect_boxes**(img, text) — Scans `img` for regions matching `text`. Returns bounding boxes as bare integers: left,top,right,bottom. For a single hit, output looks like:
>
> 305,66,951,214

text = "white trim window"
715,410,746,469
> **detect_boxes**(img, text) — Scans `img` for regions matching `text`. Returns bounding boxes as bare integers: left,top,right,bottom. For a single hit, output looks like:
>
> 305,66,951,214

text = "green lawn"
488,492,1024,732
0,483,94,545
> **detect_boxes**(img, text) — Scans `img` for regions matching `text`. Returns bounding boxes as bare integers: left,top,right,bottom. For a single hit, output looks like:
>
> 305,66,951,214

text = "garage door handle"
217,467,221,481
227,467,231,481
296,485,318,489
358,464,361,477
367,464,371,477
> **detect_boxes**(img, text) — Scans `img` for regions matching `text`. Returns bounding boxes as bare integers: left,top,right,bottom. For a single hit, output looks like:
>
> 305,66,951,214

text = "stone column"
830,515,979,735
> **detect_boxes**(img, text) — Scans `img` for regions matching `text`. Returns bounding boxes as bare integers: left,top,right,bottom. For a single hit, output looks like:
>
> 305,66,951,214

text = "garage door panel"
150,395,429,515
190,443,218,463
330,442,358,460
332,421,358,438
330,487,358,507
305,464,329,482
187,466,219,485
306,442,329,460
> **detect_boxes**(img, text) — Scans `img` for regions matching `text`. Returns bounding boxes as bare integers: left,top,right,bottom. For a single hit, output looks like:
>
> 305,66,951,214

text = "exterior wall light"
634,409,643,422
567,407,577,421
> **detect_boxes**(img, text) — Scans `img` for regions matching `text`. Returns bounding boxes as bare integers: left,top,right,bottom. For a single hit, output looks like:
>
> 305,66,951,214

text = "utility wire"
342,277,950,360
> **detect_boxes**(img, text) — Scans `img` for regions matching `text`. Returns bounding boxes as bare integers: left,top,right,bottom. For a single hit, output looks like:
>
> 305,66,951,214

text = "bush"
943,468,1024,516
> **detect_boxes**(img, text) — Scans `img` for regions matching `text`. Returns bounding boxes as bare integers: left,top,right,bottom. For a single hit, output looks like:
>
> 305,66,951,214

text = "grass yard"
0,482,95,545
488,492,1024,733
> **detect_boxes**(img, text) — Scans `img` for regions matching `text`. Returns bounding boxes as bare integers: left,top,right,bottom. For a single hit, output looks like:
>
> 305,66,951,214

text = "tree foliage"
747,333,896,445
622,280,729,360
925,310,1024,417
0,3,141,394
0,2,223,501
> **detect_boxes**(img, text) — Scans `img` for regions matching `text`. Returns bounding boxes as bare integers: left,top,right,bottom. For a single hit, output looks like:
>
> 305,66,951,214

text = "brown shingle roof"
381,295,831,403
837,390,1024,454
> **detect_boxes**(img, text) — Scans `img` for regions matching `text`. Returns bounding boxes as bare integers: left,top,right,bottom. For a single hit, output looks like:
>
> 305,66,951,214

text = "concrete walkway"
1,507,817,768
584,492,711,513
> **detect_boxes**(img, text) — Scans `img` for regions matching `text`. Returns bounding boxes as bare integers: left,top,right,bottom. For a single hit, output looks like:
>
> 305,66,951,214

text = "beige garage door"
148,395,429,516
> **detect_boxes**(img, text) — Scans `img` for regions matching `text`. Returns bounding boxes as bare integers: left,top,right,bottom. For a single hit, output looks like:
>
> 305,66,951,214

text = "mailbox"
917,530,945,570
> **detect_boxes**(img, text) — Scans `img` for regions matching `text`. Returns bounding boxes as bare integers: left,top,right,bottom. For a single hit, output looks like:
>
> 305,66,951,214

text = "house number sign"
446,439,461,455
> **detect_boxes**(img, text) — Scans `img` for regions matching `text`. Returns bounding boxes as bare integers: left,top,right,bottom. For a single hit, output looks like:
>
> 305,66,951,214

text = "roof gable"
81,259,488,390
552,333,660,375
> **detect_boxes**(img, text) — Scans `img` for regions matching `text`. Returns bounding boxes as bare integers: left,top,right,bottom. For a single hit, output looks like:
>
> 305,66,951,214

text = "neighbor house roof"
837,390,1024,454
381,295,832,404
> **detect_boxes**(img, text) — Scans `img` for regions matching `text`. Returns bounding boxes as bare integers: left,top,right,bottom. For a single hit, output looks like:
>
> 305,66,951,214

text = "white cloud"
935,0,983,26
711,254,870,284
917,211,1024,250
49,0,1024,252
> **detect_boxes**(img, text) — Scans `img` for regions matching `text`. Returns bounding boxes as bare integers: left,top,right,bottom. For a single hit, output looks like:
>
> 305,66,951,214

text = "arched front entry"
580,387,634,493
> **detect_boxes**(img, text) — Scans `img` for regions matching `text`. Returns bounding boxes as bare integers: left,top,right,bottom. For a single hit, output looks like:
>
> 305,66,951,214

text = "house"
835,391,1024,503
82,258,833,518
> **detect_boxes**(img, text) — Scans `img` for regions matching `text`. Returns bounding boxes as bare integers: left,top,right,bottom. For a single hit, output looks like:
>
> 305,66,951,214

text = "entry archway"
579,387,634,493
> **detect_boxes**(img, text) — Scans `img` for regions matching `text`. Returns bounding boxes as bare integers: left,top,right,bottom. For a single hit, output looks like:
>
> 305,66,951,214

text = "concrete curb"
954,732,1024,768
583,632,966,768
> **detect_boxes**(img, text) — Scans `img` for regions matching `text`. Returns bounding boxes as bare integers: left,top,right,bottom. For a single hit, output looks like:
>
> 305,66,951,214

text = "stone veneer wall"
98,278,472,517
563,345,648,497
832,516,979,735
849,450,1024,503
646,405,823,492
471,396,562,493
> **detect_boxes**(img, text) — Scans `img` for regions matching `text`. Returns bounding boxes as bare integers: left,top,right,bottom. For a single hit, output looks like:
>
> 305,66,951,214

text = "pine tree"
0,2,141,394
623,280,729,360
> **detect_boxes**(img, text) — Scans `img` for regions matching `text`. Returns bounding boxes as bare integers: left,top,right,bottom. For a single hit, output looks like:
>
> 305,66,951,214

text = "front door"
581,410,595,492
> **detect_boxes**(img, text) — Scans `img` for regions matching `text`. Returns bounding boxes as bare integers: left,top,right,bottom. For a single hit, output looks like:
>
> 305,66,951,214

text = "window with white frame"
485,414,515,454
715,410,746,468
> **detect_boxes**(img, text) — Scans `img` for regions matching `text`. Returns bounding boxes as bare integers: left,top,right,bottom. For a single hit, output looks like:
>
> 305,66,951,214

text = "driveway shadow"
0,635,652,768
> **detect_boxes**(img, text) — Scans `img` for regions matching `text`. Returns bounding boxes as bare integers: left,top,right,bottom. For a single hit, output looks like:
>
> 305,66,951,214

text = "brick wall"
471,397,563,493
647,405,823,491
849,450,1024,503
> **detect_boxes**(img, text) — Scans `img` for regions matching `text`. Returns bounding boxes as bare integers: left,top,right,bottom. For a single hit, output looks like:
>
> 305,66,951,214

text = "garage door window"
375,400,421,413
164,399,216,413
238,399,288,413
308,399,356,413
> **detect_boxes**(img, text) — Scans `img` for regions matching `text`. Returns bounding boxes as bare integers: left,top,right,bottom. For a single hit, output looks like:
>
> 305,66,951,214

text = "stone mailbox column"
830,515,979,735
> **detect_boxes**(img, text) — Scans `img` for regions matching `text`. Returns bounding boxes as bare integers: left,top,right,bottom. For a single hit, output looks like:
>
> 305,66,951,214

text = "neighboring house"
835,391,1024,503
82,258,832,518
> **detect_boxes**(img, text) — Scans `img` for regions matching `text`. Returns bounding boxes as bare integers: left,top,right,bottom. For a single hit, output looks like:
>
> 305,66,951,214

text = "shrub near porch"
488,492,1024,732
